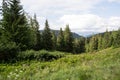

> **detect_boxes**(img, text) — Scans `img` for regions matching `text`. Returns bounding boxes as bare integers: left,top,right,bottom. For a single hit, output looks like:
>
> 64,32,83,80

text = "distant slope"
0,47,120,80
87,30,117,38
40,30,83,38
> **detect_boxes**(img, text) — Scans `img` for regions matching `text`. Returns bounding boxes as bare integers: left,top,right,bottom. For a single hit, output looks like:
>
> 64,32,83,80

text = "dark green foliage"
85,29,120,52
57,28,65,51
73,37,85,53
85,38,90,52
64,25,74,52
98,34,103,50
52,31,57,50
0,0,37,61
113,29,120,47
30,14,41,50
38,50,65,61
102,30,112,49
17,50,65,61
0,39,19,61
89,36,98,52
1,0,33,50
42,20,53,50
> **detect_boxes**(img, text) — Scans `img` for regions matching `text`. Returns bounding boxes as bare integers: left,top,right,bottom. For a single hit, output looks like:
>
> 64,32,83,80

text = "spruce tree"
57,28,65,51
52,31,57,50
1,0,33,50
113,29,120,47
89,36,98,52
42,20,53,50
85,38,90,52
30,14,41,50
98,34,103,50
73,37,85,53
102,29,111,49
64,25,73,52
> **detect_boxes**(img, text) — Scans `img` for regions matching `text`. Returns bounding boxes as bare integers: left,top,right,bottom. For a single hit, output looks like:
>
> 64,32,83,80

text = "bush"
17,50,65,61
37,50,65,61
17,50,38,60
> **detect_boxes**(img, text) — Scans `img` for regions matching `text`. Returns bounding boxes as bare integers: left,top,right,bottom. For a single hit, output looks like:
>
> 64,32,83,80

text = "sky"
0,0,120,36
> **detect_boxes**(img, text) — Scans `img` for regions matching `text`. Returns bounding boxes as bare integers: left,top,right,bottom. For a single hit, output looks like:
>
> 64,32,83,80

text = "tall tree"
89,36,98,52
85,38,90,52
52,31,57,50
64,25,73,52
57,28,65,51
0,0,29,60
98,34,103,50
42,20,53,50
113,29,120,47
102,29,111,49
73,37,85,53
30,14,41,50
1,0,33,50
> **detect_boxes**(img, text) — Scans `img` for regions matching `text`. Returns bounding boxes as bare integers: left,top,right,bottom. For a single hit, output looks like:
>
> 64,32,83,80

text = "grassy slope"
0,48,120,80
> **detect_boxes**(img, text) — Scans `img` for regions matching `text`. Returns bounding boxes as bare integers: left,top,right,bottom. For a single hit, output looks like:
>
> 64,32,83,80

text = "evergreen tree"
73,37,85,53
52,31,57,50
1,0,33,50
57,28,65,51
85,38,90,52
42,20,53,50
102,29,111,49
98,34,103,50
30,14,41,50
89,36,98,52
113,29,120,47
64,25,73,52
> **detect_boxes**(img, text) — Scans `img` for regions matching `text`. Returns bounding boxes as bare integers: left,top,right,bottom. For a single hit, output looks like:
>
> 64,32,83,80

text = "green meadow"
0,47,120,80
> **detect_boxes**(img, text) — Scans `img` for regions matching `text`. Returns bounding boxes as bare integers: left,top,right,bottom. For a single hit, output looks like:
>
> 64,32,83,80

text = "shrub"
17,50,38,60
37,50,65,61
17,50,65,61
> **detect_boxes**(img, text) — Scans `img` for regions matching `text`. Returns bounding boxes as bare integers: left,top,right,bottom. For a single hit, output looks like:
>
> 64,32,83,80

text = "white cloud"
108,0,120,2
21,0,102,15
59,14,120,35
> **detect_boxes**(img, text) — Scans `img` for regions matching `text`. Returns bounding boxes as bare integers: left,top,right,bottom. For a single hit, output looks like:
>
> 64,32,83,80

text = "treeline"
85,30,120,52
0,0,120,61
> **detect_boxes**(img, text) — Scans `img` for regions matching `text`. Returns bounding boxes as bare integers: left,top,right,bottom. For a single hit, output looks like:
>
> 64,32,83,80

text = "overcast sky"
1,0,120,36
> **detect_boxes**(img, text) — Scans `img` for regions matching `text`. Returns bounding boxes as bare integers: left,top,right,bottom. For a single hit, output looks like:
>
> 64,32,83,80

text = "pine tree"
42,20,53,50
57,28,65,51
64,25,73,52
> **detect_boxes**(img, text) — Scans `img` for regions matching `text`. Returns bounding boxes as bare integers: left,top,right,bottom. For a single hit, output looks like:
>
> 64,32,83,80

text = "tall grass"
0,48,120,80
